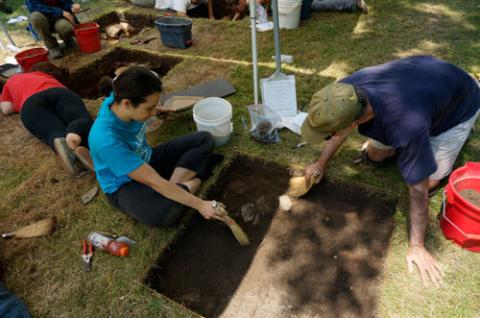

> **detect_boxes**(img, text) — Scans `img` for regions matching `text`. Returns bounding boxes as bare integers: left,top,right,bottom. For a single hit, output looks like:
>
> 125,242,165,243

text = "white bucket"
278,0,302,29
192,97,233,147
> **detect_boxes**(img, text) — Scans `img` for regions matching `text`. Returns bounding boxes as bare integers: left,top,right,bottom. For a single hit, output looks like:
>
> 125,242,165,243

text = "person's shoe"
53,137,78,176
75,146,94,171
357,0,368,14
64,38,76,50
48,46,63,60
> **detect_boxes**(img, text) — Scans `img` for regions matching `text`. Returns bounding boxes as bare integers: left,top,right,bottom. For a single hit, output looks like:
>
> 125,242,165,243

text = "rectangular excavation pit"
145,155,396,318
94,11,157,37
68,48,182,99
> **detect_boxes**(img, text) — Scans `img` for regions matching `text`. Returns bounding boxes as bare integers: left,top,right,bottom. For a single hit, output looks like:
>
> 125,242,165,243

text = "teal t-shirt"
88,93,152,193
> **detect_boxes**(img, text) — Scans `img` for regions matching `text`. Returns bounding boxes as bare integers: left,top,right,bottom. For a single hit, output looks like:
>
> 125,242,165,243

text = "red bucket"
73,22,101,53
440,162,480,252
14,48,49,72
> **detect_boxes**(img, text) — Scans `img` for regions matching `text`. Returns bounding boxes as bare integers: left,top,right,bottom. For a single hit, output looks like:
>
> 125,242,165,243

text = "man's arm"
305,125,354,184
406,179,444,287
207,0,214,19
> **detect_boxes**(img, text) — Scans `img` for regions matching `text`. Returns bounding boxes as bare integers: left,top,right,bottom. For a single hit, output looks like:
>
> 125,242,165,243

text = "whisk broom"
213,202,250,246
286,174,320,198
2,217,57,239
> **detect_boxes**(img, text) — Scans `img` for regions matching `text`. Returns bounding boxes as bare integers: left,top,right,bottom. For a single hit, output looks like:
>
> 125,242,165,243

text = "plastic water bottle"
88,232,129,257
256,4,268,24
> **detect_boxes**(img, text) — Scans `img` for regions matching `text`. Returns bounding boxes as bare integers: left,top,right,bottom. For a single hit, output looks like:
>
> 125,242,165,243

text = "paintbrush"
286,175,320,198
2,217,57,239
213,202,250,246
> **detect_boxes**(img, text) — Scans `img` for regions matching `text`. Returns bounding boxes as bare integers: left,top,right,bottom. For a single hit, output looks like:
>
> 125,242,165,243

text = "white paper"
279,112,307,135
7,16,28,24
261,74,297,118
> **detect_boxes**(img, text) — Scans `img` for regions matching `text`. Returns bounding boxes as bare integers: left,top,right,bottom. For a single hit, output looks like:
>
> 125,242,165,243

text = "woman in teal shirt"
89,66,225,226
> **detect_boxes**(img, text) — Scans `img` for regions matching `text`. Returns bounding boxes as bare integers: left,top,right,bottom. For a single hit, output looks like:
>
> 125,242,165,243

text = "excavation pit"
68,48,181,99
95,11,157,37
145,155,396,318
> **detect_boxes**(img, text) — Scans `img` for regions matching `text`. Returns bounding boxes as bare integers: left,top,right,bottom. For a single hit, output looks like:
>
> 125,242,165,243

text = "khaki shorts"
367,109,480,181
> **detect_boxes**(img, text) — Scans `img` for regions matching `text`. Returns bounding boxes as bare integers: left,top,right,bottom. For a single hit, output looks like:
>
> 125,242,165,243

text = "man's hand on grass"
406,244,444,287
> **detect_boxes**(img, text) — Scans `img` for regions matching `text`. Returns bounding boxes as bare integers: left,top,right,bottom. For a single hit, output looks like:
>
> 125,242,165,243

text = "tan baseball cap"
301,82,361,145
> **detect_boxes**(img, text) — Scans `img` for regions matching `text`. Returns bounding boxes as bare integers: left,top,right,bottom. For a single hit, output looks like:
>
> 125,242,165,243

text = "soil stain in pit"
68,48,182,99
145,155,396,318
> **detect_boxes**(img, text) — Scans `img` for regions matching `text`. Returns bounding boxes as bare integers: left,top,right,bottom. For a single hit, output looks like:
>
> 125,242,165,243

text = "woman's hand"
198,200,228,221
63,11,75,24
155,106,175,117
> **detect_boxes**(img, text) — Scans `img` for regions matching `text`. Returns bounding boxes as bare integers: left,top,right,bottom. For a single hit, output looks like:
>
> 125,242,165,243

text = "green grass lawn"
0,0,479,317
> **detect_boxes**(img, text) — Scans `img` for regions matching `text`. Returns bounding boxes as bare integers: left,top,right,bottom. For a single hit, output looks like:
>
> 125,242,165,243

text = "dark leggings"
20,87,93,150
106,131,215,227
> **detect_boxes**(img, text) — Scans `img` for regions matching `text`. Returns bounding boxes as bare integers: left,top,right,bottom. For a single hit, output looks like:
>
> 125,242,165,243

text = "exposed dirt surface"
459,189,480,207
95,11,158,36
68,48,182,99
146,155,396,318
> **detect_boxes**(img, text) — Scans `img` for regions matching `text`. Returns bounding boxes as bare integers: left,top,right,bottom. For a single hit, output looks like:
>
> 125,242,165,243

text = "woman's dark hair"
97,66,162,106
30,62,70,86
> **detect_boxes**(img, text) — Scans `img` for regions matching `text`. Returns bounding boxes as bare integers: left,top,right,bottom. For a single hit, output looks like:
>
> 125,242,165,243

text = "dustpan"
260,0,297,118
162,95,203,112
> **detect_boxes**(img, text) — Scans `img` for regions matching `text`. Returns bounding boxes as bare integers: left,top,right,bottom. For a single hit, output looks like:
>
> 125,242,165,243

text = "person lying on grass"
300,55,480,287
0,62,94,176
89,66,226,227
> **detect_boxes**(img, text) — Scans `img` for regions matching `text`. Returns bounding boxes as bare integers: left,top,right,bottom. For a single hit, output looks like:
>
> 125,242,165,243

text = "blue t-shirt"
88,93,152,193
340,55,480,184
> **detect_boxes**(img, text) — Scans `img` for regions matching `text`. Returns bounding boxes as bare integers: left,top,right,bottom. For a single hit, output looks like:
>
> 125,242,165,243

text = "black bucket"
154,17,193,49
300,0,312,20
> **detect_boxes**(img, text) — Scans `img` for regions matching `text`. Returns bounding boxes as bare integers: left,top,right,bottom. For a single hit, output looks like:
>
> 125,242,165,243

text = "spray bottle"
88,232,129,257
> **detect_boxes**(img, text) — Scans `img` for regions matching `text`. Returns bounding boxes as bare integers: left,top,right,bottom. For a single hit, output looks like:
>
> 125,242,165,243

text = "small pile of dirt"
459,189,480,207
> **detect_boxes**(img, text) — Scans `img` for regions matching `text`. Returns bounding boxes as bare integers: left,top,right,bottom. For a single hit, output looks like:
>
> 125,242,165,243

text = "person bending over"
301,55,480,287
88,66,225,227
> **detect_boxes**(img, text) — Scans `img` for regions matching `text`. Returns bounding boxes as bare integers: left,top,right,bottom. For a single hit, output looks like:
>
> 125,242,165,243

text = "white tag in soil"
261,74,297,118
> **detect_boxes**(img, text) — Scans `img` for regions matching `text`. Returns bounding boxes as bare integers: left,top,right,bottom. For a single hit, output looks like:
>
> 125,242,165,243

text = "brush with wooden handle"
2,217,57,239
212,201,250,246
286,174,321,198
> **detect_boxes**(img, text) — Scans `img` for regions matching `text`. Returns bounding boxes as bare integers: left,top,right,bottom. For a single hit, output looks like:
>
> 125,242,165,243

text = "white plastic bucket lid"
193,97,232,124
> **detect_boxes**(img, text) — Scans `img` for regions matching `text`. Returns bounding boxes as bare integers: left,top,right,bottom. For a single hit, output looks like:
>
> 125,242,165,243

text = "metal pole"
249,0,259,104
271,0,281,74
0,21,16,47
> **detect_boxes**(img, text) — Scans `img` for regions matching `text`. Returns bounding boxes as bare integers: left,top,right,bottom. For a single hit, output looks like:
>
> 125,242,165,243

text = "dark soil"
459,189,480,207
94,11,158,36
68,48,182,99
145,155,396,318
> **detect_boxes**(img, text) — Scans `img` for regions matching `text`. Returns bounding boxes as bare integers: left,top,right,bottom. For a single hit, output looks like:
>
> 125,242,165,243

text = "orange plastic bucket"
14,48,49,72
440,162,480,252
74,22,101,53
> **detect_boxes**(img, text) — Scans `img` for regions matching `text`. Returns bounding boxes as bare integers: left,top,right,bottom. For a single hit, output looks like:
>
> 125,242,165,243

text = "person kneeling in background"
26,0,82,59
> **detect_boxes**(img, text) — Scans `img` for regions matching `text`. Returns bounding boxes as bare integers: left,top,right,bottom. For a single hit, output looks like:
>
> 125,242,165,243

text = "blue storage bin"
154,17,192,49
